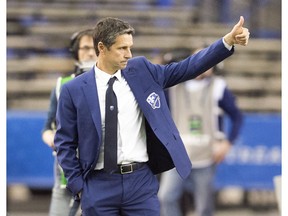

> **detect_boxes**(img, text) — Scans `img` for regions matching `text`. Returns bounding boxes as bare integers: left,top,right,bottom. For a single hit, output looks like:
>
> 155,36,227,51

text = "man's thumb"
236,16,244,28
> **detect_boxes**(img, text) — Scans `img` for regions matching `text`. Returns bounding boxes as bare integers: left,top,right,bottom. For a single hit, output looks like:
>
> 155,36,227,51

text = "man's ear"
98,42,105,53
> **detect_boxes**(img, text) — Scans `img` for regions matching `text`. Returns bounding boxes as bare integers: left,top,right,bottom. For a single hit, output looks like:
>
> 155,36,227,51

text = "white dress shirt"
94,66,148,170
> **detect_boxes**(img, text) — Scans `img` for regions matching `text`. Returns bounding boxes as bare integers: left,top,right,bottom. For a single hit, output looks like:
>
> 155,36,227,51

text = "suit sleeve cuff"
222,38,233,51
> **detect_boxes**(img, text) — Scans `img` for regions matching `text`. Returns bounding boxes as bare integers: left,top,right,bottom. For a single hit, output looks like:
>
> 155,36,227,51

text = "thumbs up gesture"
224,16,250,46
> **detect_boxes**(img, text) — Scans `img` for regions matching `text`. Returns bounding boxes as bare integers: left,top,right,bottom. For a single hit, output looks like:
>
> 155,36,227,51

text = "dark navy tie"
104,77,118,173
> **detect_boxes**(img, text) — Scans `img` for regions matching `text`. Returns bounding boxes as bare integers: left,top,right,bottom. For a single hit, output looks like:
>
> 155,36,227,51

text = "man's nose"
125,49,132,59
88,48,95,56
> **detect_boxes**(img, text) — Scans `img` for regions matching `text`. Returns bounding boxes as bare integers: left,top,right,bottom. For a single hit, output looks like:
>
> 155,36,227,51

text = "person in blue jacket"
158,46,243,216
54,16,250,216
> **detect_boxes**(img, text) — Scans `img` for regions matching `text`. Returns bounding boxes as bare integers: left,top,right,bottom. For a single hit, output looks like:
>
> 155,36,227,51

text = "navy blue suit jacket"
54,39,234,195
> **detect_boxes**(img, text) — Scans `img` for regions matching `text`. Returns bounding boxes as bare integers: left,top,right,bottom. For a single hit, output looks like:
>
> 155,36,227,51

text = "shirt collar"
94,65,123,84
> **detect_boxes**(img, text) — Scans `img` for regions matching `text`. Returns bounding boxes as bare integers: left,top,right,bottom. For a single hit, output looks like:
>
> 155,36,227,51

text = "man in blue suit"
54,16,250,215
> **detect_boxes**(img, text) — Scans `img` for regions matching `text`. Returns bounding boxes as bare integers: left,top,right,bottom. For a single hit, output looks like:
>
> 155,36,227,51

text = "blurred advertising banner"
7,111,54,189
7,111,281,190
215,113,281,190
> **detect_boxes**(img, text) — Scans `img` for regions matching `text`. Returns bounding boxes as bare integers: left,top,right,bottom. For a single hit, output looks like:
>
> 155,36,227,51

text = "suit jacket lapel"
81,69,102,141
122,65,149,101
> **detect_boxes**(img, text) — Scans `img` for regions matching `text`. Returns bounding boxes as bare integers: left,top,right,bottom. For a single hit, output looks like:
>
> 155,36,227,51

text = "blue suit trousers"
81,164,160,216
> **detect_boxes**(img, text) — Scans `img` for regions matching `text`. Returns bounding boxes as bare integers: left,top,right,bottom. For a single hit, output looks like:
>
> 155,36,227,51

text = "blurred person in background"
54,16,249,216
158,47,243,216
41,28,97,216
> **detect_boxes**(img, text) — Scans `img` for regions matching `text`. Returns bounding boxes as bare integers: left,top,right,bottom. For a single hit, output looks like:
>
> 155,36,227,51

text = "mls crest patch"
146,92,161,109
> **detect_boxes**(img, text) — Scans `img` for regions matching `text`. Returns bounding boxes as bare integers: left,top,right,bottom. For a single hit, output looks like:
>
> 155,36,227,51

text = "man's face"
100,34,133,73
78,35,97,62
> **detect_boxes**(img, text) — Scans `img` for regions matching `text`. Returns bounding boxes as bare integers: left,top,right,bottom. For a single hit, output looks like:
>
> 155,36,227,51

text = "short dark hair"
93,17,135,56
